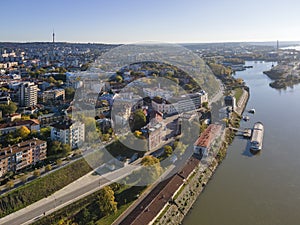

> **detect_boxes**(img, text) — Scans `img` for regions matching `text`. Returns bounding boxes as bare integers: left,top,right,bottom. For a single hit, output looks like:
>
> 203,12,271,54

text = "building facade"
18,82,39,107
194,124,223,157
41,89,65,103
0,139,47,177
51,120,85,149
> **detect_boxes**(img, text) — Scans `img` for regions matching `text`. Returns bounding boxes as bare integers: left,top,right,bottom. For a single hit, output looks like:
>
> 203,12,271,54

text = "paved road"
0,165,139,225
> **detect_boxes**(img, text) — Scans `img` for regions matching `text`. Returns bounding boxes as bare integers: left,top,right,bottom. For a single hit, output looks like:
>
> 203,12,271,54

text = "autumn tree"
17,126,30,140
98,186,117,216
164,145,173,157
140,155,163,184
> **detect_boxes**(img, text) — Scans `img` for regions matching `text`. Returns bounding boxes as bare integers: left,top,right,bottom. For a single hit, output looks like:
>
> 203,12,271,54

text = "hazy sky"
1,0,300,43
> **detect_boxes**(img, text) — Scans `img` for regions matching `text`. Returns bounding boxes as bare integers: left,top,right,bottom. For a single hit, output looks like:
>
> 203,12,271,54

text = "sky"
1,0,300,43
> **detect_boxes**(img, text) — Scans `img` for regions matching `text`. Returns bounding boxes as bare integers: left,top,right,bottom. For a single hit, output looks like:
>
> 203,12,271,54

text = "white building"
51,120,85,149
152,91,208,115
143,87,173,99
18,82,39,107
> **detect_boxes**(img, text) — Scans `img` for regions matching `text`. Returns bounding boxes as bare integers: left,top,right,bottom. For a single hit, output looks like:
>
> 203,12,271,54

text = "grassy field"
234,87,243,102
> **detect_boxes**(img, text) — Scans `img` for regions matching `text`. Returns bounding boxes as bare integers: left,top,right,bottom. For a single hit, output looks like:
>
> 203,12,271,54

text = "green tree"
65,87,75,100
0,102,17,115
49,141,61,155
164,145,173,157
62,144,71,156
40,127,51,140
141,155,160,166
98,186,117,216
131,109,146,131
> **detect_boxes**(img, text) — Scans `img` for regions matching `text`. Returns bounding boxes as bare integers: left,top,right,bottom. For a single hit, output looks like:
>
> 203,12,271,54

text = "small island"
264,61,300,89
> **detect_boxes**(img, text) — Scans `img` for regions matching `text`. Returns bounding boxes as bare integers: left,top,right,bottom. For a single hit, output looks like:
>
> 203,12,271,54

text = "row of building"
0,139,47,177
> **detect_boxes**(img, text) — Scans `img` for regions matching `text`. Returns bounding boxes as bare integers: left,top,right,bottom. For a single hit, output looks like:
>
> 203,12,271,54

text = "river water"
183,61,300,225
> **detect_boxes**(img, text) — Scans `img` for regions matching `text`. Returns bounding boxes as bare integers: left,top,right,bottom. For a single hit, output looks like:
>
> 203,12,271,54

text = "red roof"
194,124,222,148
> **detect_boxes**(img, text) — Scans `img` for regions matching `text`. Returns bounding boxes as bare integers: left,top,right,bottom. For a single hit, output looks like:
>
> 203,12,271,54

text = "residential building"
0,119,40,135
142,120,164,151
0,96,11,105
152,91,208,115
41,88,65,103
18,82,39,107
51,120,85,149
143,87,173,99
194,124,223,157
0,139,47,177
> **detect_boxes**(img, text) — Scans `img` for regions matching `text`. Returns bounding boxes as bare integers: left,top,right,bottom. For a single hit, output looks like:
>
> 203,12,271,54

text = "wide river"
183,61,300,225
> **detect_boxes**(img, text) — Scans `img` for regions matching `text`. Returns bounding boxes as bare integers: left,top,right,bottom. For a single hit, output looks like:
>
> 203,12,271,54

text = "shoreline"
153,87,250,225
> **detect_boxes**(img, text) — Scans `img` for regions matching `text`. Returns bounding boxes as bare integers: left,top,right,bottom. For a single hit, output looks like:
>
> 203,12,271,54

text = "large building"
18,82,39,107
51,120,85,149
194,124,223,157
0,139,47,177
152,91,208,115
141,120,165,151
143,87,173,100
41,89,65,103
0,119,40,135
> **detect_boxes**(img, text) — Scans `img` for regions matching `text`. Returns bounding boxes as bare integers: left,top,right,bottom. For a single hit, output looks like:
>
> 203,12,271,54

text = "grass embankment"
0,159,92,218
234,87,243,103
32,183,147,225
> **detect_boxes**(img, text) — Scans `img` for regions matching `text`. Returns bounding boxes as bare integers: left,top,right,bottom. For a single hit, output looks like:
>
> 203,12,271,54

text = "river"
183,61,300,225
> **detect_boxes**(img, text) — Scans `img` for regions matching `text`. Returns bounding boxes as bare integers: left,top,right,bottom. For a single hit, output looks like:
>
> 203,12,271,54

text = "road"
0,164,140,225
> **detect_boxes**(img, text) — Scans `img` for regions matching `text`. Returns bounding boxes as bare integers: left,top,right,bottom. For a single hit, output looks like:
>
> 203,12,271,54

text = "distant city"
1,38,300,225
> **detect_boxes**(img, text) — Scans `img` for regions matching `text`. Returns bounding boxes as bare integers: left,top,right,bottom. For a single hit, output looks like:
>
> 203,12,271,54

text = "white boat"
243,116,250,121
250,122,264,151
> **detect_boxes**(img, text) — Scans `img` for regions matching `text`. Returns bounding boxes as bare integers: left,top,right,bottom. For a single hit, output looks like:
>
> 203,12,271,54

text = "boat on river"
250,122,264,151
248,108,256,114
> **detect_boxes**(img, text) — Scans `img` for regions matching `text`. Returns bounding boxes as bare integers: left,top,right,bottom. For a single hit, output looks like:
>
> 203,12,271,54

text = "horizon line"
0,40,300,45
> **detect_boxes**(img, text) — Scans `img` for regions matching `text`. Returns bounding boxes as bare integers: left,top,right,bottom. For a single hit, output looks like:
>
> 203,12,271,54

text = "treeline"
0,159,92,217
207,63,232,76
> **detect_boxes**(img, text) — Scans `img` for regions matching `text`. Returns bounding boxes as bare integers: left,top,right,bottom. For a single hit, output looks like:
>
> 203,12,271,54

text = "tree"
45,164,52,172
56,159,63,166
0,102,17,115
33,169,40,177
131,109,146,131
140,155,163,184
61,144,71,156
20,175,28,184
6,180,14,190
40,127,51,140
164,145,173,157
98,186,117,216
17,126,30,140
115,75,123,83
141,155,160,166
49,141,61,156
65,87,75,100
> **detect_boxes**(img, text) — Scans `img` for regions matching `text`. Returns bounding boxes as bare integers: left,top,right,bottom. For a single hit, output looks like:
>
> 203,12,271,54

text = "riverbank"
153,88,249,224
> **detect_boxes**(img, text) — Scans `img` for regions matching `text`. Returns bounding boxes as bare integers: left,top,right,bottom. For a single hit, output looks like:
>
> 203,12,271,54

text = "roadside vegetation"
0,159,92,217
